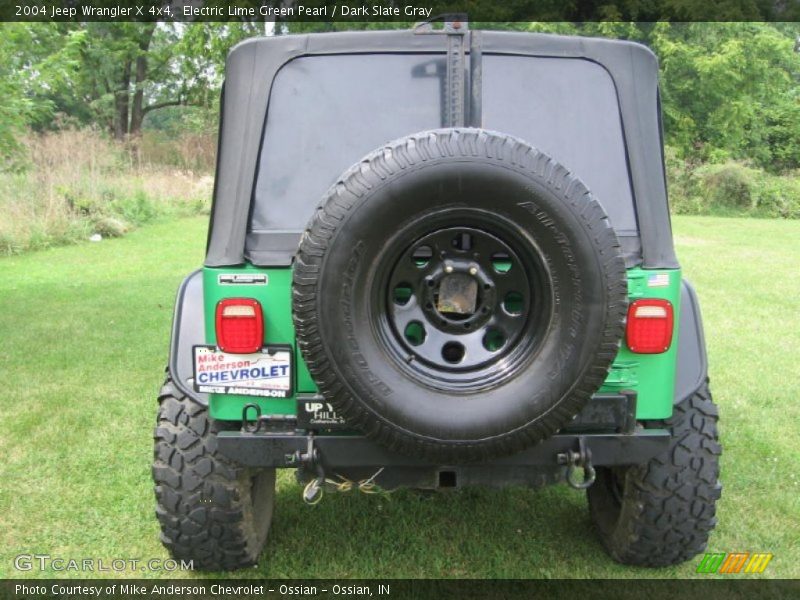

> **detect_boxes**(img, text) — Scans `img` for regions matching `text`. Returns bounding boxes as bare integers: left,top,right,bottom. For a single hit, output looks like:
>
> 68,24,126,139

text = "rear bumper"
215,391,671,489
217,428,671,469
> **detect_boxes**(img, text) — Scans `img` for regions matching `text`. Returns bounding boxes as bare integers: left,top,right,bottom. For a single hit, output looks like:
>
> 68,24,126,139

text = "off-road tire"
293,128,627,464
152,378,275,571
588,381,722,566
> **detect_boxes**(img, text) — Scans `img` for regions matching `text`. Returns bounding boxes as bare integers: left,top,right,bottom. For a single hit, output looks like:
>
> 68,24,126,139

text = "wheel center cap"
437,273,478,315
385,225,534,371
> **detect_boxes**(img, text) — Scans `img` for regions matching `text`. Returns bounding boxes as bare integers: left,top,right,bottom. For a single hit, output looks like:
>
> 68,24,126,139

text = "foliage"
666,147,800,218
0,129,212,255
1,21,798,219
0,23,84,164
0,33,31,165
649,23,800,171
519,22,800,173
0,22,258,142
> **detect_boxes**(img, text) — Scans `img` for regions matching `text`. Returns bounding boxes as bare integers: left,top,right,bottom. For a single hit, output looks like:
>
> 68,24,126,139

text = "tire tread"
588,381,722,566
293,129,627,463
152,378,274,571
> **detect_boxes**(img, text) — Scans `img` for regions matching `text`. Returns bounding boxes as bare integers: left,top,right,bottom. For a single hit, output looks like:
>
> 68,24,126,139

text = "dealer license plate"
193,345,293,398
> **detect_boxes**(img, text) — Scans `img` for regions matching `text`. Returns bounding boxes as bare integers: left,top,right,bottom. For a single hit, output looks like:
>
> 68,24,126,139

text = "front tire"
152,378,275,571
588,381,722,566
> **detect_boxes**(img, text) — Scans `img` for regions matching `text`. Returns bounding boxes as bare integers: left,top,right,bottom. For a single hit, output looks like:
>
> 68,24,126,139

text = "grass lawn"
1,215,798,579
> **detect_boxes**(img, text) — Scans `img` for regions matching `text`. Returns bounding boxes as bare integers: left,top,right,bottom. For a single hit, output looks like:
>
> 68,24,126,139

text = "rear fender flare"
674,279,709,405
167,270,208,406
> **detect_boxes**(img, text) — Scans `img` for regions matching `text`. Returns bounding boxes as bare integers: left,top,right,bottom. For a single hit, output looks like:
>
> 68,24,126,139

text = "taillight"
626,299,674,354
215,298,264,354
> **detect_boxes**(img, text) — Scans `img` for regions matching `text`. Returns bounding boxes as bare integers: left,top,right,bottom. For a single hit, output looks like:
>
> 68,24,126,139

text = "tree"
76,23,180,139
26,22,259,140
0,23,84,164
648,22,800,170
525,21,800,171
3,20,798,172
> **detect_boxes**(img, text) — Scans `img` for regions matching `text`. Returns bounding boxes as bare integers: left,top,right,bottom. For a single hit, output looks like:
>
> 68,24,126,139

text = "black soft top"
205,29,678,270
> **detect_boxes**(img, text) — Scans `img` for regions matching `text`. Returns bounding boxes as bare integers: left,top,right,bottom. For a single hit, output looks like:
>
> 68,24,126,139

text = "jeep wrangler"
153,21,721,571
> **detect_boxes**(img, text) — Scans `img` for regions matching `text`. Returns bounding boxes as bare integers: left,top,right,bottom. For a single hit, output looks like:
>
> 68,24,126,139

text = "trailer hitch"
558,437,597,490
240,404,387,504
242,403,326,501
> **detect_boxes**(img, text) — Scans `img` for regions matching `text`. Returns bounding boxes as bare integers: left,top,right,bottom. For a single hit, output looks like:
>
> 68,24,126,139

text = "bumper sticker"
647,273,670,288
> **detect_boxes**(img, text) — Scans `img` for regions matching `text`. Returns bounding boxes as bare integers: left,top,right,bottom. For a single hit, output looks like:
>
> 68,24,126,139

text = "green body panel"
203,265,309,420
205,265,681,422
599,267,682,419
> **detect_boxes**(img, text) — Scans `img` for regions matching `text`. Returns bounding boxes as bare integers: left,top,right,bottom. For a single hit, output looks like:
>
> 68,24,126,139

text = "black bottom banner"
2,579,799,600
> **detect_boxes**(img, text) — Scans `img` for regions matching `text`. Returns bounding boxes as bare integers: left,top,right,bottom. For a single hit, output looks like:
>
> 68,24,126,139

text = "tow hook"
241,403,297,433
558,437,596,490
297,436,326,505
242,403,262,432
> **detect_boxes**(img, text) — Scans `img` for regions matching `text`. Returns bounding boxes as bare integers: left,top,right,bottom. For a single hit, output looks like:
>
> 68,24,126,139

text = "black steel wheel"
381,221,550,389
293,129,627,463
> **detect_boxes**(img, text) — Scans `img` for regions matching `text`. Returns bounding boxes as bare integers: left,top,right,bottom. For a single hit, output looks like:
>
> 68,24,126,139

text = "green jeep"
153,22,721,571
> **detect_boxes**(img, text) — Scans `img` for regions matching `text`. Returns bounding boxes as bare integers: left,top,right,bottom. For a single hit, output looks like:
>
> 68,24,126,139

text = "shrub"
756,173,800,219
696,162,760,210
137,130,217,172
666,151,800,219
0,128,213,255
91,216,129,238
111,189,158,226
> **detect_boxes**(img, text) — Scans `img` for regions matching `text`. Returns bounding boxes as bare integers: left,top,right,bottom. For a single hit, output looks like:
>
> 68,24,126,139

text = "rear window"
251,53,637,235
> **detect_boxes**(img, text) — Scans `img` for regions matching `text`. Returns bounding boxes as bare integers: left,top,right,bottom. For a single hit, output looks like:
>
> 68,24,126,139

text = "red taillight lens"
626,299,674,354
215,298,264,354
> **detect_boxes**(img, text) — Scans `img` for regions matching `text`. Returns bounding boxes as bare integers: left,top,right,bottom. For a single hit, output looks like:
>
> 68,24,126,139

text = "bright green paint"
599,267,682,419
203,265,308,420
206,265,681,421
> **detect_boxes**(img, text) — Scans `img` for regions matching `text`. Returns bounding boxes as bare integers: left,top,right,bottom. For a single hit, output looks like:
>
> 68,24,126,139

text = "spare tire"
293,129,627,463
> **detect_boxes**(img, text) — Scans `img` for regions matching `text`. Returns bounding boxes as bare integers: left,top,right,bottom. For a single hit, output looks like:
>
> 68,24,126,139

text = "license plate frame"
192,345,293,398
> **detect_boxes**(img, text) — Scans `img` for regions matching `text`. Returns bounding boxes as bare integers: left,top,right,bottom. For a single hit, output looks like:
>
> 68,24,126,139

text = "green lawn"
1,216,798,579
